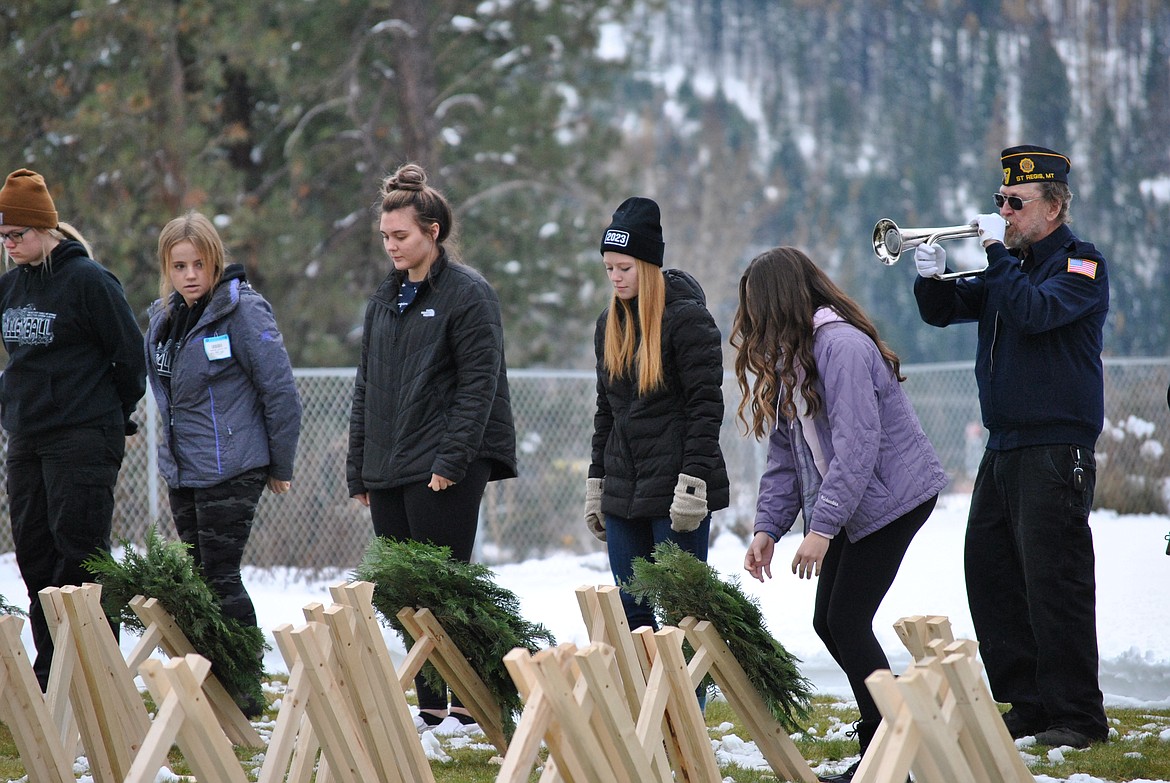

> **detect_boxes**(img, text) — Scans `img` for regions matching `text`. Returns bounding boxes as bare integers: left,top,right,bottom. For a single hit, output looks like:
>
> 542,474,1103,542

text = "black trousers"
7,422,125,690
368,459,491,712
168,467,268,629
966,445,1107,740
812,496,936,743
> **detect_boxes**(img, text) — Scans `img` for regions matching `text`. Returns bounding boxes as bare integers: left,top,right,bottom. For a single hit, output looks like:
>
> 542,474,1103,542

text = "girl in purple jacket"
732,247,946,783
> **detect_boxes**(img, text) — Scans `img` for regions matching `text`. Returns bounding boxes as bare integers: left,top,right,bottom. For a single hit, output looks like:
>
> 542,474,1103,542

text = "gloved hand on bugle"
971,213,1007,246
914,243,945,278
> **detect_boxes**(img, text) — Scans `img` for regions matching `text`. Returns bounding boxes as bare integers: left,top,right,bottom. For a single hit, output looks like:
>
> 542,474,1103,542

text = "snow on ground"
3,492,1168,781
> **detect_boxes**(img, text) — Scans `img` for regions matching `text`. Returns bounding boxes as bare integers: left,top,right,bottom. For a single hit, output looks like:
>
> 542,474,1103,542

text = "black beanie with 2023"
599,196,665,267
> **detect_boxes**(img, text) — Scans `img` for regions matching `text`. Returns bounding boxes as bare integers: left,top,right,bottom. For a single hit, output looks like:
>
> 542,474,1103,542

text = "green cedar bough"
355,537,556,738
84,526,267,716
624,540,813,730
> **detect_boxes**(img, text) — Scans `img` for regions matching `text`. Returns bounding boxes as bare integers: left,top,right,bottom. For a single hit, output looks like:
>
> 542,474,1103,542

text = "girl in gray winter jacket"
145,211,301,715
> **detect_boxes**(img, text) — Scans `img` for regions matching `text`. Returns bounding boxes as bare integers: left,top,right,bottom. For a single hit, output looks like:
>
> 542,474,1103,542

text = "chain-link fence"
1,359,1168,569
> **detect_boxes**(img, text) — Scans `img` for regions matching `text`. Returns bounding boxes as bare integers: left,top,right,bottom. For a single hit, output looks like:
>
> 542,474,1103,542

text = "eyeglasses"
0,228,33,244
993,193,1042,210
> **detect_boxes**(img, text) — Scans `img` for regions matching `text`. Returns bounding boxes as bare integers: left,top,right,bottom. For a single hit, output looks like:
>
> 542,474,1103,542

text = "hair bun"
380,163,427,196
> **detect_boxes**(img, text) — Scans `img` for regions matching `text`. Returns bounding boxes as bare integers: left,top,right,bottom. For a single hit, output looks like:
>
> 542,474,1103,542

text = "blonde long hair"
156,211,226,309
603,259,666,394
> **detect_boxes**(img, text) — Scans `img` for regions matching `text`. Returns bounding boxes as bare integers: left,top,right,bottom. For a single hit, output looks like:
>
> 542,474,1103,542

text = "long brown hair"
603,259,665,394
730,247,904,439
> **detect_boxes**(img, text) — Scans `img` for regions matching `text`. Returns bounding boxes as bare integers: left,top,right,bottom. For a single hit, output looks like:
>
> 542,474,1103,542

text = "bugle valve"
872,218,990,280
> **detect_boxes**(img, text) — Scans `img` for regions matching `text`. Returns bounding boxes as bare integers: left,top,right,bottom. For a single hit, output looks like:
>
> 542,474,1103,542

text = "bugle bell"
872,218,987,280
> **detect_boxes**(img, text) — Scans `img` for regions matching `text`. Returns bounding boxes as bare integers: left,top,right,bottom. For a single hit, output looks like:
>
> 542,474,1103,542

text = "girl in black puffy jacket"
347,163,516,732
585,197,729,635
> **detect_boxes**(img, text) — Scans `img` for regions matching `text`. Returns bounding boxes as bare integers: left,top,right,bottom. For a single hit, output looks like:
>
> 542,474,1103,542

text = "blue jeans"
604,513,711,633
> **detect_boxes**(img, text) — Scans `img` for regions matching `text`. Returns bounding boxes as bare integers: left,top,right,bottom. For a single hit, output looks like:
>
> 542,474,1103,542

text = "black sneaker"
1002,708,1047,739
818,760,860,783
1034,726,1095,749
237,690,267,719
819,758,909,783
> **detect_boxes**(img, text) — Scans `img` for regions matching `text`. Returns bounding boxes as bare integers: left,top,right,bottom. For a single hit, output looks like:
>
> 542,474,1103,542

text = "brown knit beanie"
0,169,59,229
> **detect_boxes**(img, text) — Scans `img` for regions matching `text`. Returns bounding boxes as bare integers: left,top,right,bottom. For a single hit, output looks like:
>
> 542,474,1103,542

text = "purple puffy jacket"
754,320,948,544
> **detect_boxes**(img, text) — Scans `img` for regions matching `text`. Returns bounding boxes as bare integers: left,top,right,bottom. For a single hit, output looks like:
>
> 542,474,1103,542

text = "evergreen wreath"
623,540,813,730
355,536,556,737
84,526,268,714
0,594,26,617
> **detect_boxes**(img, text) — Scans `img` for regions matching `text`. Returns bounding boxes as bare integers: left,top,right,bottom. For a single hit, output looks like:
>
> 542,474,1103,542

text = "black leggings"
811,496,937,732
367,459,491,711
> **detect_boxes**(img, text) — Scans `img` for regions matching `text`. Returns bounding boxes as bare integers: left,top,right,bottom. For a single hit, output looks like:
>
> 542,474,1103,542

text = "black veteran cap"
1001,145,1071,186
599,197,665,267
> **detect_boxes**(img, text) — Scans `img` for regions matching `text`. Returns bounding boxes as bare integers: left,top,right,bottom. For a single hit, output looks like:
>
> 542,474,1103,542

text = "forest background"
2,0,1168,370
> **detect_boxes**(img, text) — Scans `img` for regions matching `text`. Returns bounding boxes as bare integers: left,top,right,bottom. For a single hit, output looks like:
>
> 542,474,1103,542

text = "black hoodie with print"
0,240,146,435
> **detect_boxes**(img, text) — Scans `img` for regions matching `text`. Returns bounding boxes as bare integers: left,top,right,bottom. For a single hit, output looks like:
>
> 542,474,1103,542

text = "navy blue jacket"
914,224,1108,450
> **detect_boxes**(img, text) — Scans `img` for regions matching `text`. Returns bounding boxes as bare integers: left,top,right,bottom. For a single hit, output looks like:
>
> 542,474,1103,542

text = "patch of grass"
2,684,1168,782
1022,712,1170,782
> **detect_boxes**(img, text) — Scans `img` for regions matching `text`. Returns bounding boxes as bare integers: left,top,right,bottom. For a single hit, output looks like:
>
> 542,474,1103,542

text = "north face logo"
604,229,630,247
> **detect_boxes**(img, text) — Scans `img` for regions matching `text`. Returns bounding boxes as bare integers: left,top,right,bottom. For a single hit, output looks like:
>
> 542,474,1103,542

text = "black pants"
966,445,1107,740
368,459,491,712
812,495,936,743
7,422,125,690
168,467,268,629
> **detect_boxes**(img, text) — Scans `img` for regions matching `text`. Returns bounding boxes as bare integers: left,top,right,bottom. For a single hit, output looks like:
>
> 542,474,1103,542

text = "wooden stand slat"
575,584,817,783
259,582,441,783
39,588,81,756
852,615,1035,783
574,586,680,778
257,621,332,783
39,584,150,783
678,616,818,783
0,616,73,783
125,594,263,747
498,625,725,783
291,620,383,783
397,604,511,754
126,654,249,783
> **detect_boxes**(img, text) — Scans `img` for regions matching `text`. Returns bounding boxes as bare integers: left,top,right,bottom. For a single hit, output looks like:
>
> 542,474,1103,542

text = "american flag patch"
1067,258,1098,279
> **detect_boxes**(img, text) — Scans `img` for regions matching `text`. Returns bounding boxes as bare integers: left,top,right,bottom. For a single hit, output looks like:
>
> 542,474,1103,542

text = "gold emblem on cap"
1020,158,1035,174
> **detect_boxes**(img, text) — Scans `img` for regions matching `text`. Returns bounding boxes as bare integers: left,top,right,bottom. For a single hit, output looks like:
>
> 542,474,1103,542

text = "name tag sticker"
203,334,232,361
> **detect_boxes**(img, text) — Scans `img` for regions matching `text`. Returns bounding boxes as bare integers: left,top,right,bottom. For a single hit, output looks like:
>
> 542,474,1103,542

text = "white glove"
914,243,945,278
584,478,605,541
971,213,1007,246
669,473,709,533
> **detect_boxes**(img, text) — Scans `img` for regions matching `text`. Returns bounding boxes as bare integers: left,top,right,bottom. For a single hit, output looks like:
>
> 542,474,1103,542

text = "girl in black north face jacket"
346,163,516,731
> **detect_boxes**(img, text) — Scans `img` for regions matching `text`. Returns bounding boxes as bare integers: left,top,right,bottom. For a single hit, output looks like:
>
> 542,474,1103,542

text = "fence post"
145,381,159,524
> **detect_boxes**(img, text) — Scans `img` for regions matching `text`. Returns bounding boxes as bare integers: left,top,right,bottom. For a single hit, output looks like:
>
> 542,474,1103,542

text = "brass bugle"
872,218,988,280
